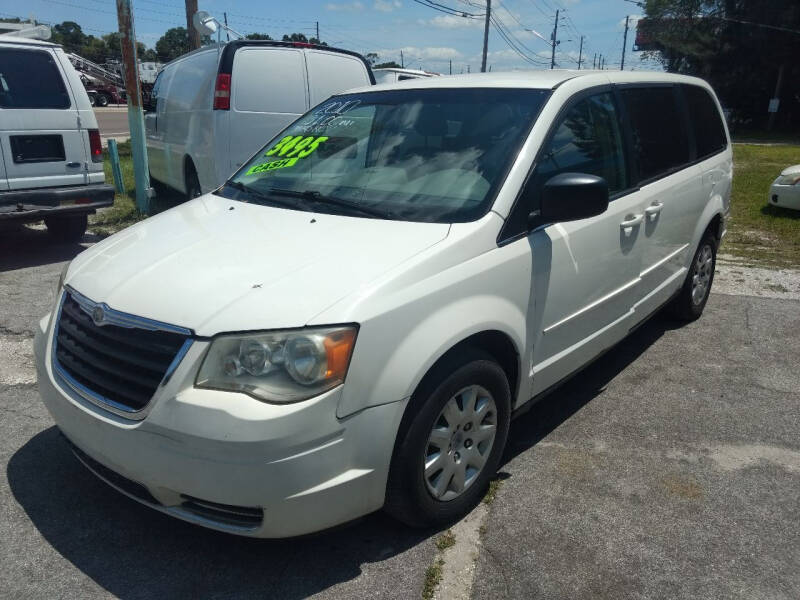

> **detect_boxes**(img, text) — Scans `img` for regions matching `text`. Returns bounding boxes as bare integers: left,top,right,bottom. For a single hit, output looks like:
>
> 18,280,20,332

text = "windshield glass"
218,88,550,223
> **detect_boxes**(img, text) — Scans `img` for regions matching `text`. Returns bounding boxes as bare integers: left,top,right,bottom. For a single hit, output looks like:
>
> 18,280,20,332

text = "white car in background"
36,71,731,538
373,67,438,84
769,165,800,210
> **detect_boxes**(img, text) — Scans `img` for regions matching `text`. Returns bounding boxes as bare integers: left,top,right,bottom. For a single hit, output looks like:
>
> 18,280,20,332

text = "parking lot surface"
1,225,798,599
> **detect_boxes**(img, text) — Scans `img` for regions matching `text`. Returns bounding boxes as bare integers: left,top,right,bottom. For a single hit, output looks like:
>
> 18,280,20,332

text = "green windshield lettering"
246,157,299,175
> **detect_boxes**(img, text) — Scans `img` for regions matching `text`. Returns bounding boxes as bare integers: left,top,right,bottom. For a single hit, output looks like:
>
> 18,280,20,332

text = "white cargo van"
145,40,374,197
0,37,113,240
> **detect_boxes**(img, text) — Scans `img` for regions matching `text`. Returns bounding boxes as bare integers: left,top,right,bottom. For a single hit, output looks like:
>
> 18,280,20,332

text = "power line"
410,0,484,18
491,14,550,65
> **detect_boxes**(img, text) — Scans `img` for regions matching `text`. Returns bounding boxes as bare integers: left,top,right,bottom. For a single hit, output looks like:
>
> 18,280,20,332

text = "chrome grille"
53,289,191,414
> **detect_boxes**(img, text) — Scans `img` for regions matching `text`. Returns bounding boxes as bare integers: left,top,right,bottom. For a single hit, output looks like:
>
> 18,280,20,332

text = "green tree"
51,21,87,54
245,32,273,40
640,0,800,130
155,27,190,62
374,61,402,69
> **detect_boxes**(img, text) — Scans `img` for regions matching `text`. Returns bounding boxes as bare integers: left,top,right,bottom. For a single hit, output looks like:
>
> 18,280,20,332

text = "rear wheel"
45,214,88,243
95,92,109,107
667,230,717,321
385,349,511,527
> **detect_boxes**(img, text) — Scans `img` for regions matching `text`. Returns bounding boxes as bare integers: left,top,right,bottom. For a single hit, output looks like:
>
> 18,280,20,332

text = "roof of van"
0,36,58,48
348,69,710,94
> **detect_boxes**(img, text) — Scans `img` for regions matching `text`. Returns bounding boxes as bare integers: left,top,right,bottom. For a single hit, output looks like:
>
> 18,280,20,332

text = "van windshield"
219,88,549,223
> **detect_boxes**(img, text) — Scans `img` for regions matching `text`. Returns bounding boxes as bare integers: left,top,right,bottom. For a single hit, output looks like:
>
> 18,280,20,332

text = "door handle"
66,162,81,168
644,202,663,221
620,213,644,235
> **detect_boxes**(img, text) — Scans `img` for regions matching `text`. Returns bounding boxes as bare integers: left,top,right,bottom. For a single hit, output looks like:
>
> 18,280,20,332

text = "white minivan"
0,37,113,240
36,71,731,537
145,40,374,197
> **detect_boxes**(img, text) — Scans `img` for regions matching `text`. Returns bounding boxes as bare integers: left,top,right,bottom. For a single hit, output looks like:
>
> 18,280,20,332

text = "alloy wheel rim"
423,385,497,502
691,244,714,305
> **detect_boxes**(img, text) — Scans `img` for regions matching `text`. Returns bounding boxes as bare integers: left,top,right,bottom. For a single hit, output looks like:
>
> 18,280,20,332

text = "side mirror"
532,172,609,225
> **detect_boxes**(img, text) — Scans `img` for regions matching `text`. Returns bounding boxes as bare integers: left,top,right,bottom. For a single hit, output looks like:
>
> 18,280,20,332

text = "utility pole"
480,0,491,72
316,21,319,42
115,0,151,213
223,12,230,42
185,0,200,50
467,64,471,73
620,15,629,70
449,59,452,74
593,52,596,69
400,50,404,67
577,34,584,69
767,63,785,131
550,9,559,69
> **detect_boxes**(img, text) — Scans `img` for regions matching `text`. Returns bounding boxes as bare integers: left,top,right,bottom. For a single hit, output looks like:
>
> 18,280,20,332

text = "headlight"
195,325,357,403
776,173,800,186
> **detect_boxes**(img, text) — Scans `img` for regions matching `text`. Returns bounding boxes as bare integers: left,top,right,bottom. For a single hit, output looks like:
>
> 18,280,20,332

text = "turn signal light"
88,129,103,163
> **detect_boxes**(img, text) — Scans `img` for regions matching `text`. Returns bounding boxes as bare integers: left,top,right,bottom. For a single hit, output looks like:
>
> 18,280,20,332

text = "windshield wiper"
267,188,394,220
223,181,310,211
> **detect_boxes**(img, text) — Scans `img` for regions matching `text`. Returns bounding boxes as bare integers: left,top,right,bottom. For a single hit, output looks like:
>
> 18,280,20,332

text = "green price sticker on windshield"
246,157,298,175
266,135,329,159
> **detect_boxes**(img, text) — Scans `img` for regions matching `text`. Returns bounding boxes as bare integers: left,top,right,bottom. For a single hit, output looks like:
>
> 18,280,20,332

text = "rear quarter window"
620,86,690,183
682,84,727,159
0,48,70,109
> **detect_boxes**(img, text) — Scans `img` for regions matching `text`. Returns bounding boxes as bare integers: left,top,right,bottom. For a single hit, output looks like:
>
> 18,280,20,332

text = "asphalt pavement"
1,223,798,599
94,107,130,142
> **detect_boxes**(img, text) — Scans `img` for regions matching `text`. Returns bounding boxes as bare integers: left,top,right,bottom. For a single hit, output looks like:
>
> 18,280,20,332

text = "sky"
3,0,662,73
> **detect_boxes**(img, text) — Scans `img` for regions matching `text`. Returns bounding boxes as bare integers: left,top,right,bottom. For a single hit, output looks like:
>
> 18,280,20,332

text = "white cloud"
374,0,401,12
619,14,642,28
325,1,364,11
378,45,463,62
420,14,483,29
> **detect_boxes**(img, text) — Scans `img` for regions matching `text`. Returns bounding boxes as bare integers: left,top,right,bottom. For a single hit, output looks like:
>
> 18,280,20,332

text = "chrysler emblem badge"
92,306,105,326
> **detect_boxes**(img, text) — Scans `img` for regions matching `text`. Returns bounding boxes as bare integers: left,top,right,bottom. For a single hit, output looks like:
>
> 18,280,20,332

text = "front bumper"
34,313,406,538
0,184,114,223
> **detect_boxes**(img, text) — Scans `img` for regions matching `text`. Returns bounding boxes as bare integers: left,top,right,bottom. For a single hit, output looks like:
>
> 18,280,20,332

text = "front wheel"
95,93,109,107
385,349,511,527
667,230,717,321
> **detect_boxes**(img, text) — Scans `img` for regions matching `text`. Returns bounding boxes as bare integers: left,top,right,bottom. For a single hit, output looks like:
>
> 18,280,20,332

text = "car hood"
66,194,450,336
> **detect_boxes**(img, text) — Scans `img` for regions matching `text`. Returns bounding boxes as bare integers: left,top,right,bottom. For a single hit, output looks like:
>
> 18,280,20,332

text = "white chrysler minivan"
35,71,731,537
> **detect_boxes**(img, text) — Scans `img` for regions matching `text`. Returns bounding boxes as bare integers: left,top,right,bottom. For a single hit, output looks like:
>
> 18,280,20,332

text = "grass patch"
435,529,456,551
421,558,444,600
726,144,800,268
482,477,504,505
91,146,185,235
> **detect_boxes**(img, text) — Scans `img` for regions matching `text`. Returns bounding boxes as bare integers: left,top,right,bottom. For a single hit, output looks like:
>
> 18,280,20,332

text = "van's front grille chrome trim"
52,287,193,419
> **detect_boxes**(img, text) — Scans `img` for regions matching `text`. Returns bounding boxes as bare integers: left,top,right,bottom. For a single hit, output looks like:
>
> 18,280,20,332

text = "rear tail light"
88,129,103,163
214,73,231,110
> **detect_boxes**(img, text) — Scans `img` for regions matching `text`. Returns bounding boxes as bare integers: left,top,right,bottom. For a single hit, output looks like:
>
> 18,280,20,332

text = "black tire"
385,348,511,528
88,93,96,107
95,92,109,107
149,172,171,198
45,214,88,243
185,163,201,200
667,230,717,321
